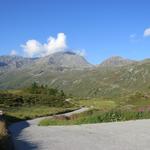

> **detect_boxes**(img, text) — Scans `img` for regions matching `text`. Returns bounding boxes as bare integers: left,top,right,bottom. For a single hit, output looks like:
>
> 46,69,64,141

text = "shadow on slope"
6,115,38,150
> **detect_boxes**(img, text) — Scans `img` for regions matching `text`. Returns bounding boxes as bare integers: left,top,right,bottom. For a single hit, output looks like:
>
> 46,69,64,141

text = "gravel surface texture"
10,108,150,150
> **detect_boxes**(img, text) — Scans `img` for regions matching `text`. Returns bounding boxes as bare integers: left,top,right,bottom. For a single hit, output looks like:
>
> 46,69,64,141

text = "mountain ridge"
0,51,93,72
0,52,150,98
99,56,136,67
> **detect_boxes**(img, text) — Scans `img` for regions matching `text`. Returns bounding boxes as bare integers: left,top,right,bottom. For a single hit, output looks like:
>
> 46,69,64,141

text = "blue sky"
0,0,150,64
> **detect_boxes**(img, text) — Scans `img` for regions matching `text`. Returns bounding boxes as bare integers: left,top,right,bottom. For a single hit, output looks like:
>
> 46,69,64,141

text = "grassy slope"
4,106,77,122
0,61,150,98
39,93,150,126
75,99,117,111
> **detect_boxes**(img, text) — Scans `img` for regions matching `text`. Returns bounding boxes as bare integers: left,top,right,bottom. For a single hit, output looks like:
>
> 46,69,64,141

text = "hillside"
0,53,150,98
0,55,36,71
99,56,136,67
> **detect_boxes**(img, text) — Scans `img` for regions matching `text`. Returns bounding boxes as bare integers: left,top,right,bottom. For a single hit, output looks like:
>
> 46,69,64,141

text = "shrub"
0,85,69,108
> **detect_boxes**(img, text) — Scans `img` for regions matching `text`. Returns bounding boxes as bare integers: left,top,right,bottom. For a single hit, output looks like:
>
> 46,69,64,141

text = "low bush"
0,83,69,108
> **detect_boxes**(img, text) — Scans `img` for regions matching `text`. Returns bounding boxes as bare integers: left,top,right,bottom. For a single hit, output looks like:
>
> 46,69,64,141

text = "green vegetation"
76,99,116,111
0,58,150,98
39,109,150,126
39,91,150,126
4,106,77,123
0,82,68,108
1,82,150,127
0,83,77,123
1,56,150,148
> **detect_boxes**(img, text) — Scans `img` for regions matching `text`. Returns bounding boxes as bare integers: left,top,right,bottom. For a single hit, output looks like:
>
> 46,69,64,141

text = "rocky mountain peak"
100,56,135,67
36,51,93,69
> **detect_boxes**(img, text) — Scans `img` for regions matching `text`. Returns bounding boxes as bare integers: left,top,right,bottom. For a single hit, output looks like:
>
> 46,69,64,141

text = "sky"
0,0,150,64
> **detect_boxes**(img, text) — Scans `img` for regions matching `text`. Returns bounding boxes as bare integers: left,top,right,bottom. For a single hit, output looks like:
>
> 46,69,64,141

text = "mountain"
0,53,150,98
0,55,36,72
33,51,93,70
0,52,92,73
99,56,135,67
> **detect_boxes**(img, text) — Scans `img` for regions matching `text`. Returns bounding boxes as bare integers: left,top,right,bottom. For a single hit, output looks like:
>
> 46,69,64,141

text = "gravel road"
10,108,150,150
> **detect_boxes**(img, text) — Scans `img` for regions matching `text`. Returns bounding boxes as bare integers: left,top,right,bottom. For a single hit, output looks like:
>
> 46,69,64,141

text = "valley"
1,0,150,149
0,52,150,150
0,52,150,98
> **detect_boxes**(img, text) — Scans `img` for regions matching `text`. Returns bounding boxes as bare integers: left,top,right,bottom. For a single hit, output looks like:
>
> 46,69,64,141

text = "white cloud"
21,40,42,57
21,33,67,57
75,49,86,57
43,33,67,56
10,50,17,56
144,28,150,37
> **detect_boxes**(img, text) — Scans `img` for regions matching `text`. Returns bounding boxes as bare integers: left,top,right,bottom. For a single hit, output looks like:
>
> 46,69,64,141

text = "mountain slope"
99,56,135,67
0,54,150,98
32,51,93,71
0,55,36,71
